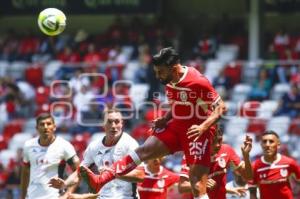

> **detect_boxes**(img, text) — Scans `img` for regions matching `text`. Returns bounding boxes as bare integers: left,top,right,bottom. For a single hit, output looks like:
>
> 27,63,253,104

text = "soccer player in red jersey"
250,130,300,199
137,158,179,199
79,47,227,199
178,126,253,199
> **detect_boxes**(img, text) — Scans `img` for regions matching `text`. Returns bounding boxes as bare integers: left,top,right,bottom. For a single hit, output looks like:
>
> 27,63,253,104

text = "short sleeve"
194,75,220,104
63,140,76,161
81,144,94,167
127,136,139,151
166,171,180,187
227,146,241,169
290,159,300,180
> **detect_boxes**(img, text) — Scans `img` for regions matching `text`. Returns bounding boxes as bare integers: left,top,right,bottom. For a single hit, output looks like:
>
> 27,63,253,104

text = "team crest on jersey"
280,168,288,177
217,157,226,168
180,91,188,102
157,179,165,188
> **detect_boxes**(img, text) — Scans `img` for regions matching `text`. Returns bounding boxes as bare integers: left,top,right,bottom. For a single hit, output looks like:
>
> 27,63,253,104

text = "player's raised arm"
237,135,253,181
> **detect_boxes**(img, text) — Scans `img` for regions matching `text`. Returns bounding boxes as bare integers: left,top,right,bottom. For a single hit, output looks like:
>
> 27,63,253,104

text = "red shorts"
153,121,215,167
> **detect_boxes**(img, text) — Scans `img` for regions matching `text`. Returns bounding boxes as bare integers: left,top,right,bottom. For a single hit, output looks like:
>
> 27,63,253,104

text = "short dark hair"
152,47,180,67
262,130,279,139
36,113,54,126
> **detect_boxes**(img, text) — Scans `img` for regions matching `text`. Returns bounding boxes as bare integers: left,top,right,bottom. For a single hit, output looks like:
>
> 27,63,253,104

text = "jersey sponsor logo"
280,168,288,177
180,91,188,102
189,139,208,160
217,157,226,168
157,179,165,188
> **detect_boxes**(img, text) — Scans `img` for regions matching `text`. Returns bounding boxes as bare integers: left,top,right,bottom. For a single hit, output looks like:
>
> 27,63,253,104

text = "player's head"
211,124,223,154
261,130,280,157
152,47,180,85
103,108,123,140
145,158,163,171
36,113,56,139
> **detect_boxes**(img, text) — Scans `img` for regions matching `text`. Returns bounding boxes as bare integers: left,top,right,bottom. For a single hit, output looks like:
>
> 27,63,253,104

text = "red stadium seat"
247,118,267,136
239,101,261,118
2,119,24,141
0,135,8,151
35,86,50,105
25,64,44,88
289,118,300,135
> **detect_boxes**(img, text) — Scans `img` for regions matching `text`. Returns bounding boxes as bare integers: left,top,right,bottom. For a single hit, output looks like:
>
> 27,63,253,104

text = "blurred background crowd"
0,0,300,198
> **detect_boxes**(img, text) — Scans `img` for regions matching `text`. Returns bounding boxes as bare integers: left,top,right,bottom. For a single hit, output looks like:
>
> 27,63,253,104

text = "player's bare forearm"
201,98,227,131
117,168,145,182
20,164,30,199
63,156,81,195
67,193,99,199
163,108,172,121
178,177,192,193
239,135,253,181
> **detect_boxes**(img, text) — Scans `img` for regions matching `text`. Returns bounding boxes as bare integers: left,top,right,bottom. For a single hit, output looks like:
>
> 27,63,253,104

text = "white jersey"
82,132,139,199
23,136,76,199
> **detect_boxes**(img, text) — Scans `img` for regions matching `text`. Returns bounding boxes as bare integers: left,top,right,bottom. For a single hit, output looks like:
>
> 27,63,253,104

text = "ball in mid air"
38,8,66,36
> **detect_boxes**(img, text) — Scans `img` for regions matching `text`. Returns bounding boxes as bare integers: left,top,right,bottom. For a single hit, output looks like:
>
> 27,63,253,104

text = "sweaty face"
211,135,223,154
261,134,280,157
104,112,123,141
36,118,56,140
153,65,173,85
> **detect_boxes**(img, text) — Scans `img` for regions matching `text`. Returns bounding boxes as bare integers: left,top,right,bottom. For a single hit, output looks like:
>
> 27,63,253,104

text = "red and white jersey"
82,132,139,199
180,144,241,199
138,165,179,199
165,66,219,126
23,136,76,199
252,154,300,199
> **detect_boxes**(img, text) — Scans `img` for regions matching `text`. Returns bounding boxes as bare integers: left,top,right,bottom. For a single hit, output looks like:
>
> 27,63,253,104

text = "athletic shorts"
152,121,216,167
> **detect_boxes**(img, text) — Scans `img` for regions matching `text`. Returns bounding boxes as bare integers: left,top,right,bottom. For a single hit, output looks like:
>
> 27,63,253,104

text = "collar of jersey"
261,153,282,165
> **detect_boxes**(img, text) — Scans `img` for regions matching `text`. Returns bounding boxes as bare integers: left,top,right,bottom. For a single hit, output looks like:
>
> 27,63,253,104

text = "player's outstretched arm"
62,156,81,197
117,168,145,182
20,164,30,199
67,193,99,199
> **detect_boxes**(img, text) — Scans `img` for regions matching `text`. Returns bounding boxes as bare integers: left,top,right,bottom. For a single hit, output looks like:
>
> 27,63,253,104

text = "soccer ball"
38,8,66,36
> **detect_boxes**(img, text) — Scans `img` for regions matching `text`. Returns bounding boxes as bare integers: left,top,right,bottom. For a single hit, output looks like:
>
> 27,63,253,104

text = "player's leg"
80,127,179,193
182,127,214,199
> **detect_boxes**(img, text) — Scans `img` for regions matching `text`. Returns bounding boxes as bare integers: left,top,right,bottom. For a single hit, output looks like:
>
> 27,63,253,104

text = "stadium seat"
224,117,249,140
23,118,36,132
239,101,260,117
43,61,63,85
129,84,149,107
7,61,28,80
223,61,242,85
257,100,279,119
8,133,32,152
0,135,8,151
0,61,9,77
289,118,300,135
267,116,291,143
231,84,252,102
0,149,16,167
89,132,104,143
270,83,290,101
246,118,267,135
225,100,238,117
204,60,225,83
217,45,239,61
35,86,50,105
2,119,24,141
